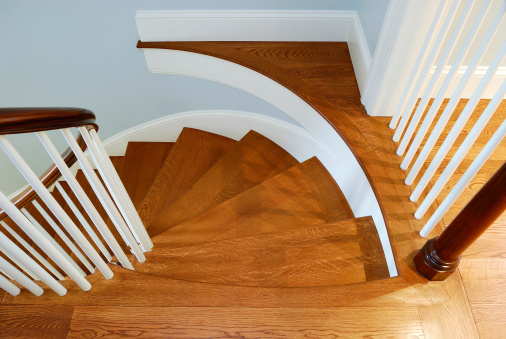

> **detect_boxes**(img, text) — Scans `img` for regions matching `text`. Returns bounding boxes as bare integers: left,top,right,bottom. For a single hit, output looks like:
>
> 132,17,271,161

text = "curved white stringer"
114,47,397,277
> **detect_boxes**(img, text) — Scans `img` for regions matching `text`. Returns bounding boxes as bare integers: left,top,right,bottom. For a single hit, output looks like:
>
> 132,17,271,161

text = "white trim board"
135,10,372,95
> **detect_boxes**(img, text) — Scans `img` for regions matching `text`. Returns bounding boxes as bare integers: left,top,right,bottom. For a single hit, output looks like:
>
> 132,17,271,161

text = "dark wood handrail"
0,107,98,221
0,107,97,134
415,161,506,280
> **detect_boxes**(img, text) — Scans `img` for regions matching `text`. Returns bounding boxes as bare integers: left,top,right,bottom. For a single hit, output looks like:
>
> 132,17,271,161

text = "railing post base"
414,238,461,281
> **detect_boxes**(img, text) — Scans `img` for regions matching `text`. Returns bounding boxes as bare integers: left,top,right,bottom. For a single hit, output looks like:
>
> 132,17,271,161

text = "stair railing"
0,107,151,296
380,0,505,278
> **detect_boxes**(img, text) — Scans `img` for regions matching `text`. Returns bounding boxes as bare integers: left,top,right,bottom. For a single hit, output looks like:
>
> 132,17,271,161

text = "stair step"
151,157,353,248
137,217,388,287
109,156,124,173
148,129,299,237
118,142,174,208
137,128,236,232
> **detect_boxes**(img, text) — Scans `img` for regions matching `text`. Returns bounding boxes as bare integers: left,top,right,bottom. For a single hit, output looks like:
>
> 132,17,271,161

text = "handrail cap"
0,107,98,135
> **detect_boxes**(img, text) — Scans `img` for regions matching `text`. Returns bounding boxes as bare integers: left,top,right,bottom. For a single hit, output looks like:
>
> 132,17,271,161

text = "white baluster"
401,0,500,171
79,127,152,251
0,255,43,296
37,131,132,269
0,245,38,281
0,135,113,280
409,41,506,197
389,0,449,129
415,79,506,219
23,205,91,275
396,0,475,154
88,129,153,250
61,128,145,263
0,273,20,296
393,0,461,142
0,220,64,280
420,118,506,237
0,230,67,296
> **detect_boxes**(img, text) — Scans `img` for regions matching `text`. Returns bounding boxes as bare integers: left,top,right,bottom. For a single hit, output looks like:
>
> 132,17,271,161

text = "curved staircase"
2,127,389,303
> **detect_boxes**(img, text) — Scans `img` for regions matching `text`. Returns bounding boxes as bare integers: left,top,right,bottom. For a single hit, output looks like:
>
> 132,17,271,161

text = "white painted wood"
79,127,151,252
0,135,112,281
136,10,353,42
0,255,43,296
0,242,38,281
0,223,67,296
401,0,497,170
0,220,64,280
55,182,112,260
0,273,20,296
396,0,473,150
347,12,371,95
88,129,153,251
415,79,506,219
389,0,450,129
140,49,397,277
408,39,506,194
420,117,506,237
36,131,132,269
23,205,90,276
62,128,145,263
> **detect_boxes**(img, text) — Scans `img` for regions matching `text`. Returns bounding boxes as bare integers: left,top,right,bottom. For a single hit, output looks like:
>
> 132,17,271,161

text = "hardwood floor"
1,42,504,338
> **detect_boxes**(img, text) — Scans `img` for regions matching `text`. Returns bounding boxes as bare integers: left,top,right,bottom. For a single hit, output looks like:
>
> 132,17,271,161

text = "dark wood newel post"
415,162,506,281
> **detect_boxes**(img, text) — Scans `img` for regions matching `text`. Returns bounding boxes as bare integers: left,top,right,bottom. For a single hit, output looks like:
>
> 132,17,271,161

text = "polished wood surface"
148,130,298,237
137,128,235,231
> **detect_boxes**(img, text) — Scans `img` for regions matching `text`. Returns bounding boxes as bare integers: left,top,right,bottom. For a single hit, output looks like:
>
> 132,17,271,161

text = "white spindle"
37,131,132,269
420,118,506,237
61,128,145,263
389,0,449,129
55,182,112,260
0,230,67,296
415,79,506,219
393,0,461,142
0,245,38,281
79,127,151,251
0,220,64,280
88,129,153,250
0,255,43,296
409,41,506,197
0,273,20,296
396,0,474,154
23,205,91,275
0,135,113,280
401,0,498,171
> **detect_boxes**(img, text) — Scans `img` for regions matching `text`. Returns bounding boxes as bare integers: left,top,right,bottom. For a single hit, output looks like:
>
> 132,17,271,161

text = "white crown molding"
135,10,371,95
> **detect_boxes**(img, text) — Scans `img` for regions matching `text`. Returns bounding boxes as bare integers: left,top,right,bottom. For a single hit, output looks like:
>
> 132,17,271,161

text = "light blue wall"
356,0,390,56
0,0,387,195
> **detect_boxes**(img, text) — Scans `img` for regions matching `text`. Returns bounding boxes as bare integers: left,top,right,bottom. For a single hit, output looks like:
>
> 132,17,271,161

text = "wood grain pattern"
138,217,388,286
118,142,174,208
151,157,353,249
68,306,424,338
148,130,299,237
137,128,235,232
0,305,74,339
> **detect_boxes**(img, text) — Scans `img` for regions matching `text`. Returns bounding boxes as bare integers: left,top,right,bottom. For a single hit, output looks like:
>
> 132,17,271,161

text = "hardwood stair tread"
137,216,389,286
150,157,353,248
118,142,174,209
137,128,236,233
148,129,299,237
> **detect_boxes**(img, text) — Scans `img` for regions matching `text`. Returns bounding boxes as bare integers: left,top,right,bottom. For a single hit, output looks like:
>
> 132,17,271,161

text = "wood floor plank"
0,305,74,339
119,142,174,208
148,130,299,237
68,306,424,338
137,128,236,233
138,217,388,286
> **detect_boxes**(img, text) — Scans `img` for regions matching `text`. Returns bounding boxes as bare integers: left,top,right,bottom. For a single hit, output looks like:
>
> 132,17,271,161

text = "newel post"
415,162,506,281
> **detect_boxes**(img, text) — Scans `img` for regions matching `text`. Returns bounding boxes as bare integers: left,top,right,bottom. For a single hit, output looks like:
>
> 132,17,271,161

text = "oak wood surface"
148,129,298,237
118,142,174,208
137,128,236,232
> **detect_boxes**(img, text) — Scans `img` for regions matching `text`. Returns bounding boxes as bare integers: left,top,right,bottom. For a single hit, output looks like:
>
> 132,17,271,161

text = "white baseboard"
135,10,372,96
